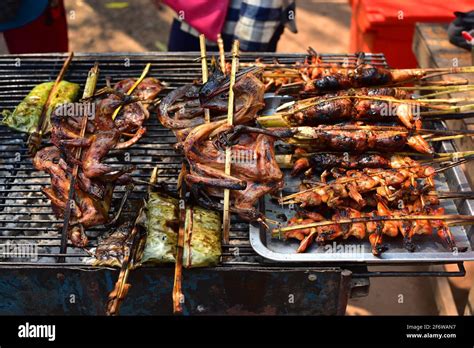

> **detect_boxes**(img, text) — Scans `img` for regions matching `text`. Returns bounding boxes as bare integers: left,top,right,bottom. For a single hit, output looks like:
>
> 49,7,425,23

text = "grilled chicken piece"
335,208,366,240
33,147,111,226
33,147,76,214
158,71,264,133
68,225,88,248
52,77,162,153
182,120,283,220
114,101,149,135
33,147,113,247
34,78,160,247
57,97,135,181
114,77,163,101
241,124,433,154
284,211,323,253
113,77,163,134
80,99,129,180
289,126,432,154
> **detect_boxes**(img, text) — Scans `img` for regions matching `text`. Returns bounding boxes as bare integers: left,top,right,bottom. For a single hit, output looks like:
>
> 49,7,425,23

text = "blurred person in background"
0,0,68,54
162,0,297,52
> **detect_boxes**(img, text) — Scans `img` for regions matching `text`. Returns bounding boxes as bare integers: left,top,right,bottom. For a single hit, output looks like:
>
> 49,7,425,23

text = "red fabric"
163,0,229,42
3,0,68,54
348,0,474,68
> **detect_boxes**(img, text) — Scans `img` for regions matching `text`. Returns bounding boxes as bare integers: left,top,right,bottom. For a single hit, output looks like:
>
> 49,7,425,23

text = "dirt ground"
0,0,472,316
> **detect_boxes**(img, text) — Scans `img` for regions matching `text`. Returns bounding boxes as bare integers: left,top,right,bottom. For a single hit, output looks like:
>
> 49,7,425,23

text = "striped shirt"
179,0,296,51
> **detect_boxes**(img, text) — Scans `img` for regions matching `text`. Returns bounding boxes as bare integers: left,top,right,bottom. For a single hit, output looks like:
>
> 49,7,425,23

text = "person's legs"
267,24,285,52
167,19,201,51
167,19,285,52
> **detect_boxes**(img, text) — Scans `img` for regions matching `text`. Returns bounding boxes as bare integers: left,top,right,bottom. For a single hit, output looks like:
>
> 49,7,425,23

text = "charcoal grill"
0,52,469,315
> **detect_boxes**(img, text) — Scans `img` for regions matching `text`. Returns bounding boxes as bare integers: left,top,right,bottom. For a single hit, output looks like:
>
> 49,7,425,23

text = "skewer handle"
199,35,211,123
58,63,99,261
38,51,74,134
223,40,240,244
217,34,226,74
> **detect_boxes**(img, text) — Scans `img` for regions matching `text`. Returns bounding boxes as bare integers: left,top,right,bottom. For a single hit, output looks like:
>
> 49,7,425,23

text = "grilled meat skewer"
291,151,426,176
301,64,423,94
274,88,420,129
52,77,163,154
221,124,433,154
272,61,474,95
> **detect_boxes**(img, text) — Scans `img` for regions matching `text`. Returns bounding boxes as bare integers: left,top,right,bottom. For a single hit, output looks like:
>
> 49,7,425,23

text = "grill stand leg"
337,269,353,315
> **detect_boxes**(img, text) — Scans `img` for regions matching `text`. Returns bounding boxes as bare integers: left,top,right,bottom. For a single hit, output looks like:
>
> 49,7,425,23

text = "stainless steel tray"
249,98,474,263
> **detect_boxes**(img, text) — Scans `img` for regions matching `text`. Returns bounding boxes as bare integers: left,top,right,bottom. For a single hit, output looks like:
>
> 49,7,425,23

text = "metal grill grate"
0,52,389,267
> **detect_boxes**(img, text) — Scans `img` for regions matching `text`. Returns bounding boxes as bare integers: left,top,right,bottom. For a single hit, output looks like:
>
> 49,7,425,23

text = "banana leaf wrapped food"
139,192,222,268
1,81,79,133
141,193,179,264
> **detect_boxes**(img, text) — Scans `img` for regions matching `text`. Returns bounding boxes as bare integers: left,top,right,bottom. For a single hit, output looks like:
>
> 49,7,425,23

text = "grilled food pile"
204,53,474,256
32,77,163,247
5,51,474,259
2,52,474,315
158,66,284,221
251,54,474,256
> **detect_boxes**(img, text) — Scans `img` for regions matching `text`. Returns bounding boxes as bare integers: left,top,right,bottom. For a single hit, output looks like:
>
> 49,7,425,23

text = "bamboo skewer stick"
421,112,474,120
412,85,474,98
429,134,466,142
435,191,474,199
217,34,226,75
258,112,474,128
171,73,197,311
59,63,99,262
38,51,74,134
415,97,474,104
420,104,474,116
111,63,151,120
173,162,187,314
28,51,74,155
261,124,474,145
199,35,211,123
171,35,213,312
106,206,144,316
70,63,99,183
222,40,239,244
275,151,474,168
400,84,474,91
290,95,451,114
